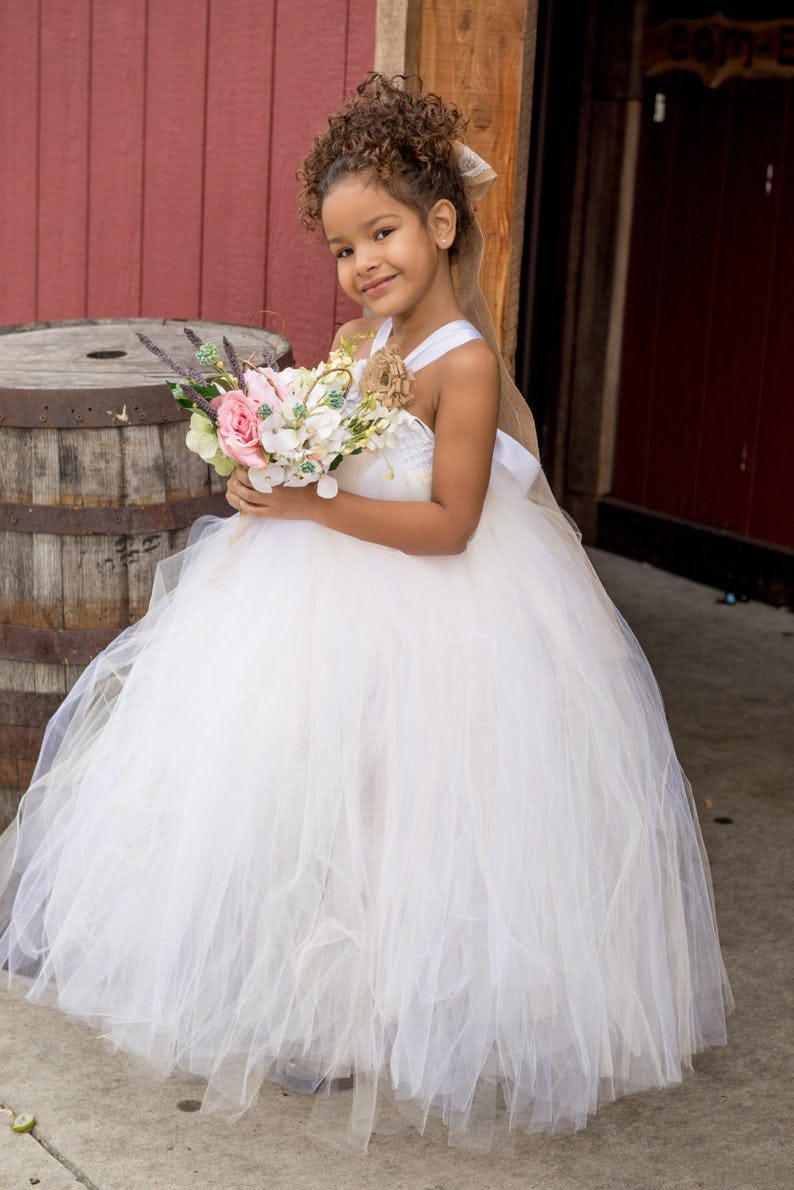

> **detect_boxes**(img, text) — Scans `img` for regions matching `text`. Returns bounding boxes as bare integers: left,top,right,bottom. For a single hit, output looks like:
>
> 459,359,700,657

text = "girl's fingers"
225,481,262,514
238,492,271,516
233,465,255,490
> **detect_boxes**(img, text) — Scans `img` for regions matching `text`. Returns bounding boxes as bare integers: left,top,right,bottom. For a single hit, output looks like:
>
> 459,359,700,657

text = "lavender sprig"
173,383,219,421
136,331,218,421
258,345,279,372
182,326,204,350
222,336,247,392
136,331,202,382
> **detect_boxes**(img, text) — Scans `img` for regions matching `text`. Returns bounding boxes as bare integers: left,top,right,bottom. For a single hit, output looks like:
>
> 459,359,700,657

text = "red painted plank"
14,0,375,360
334,0,377,332
747,84,794,550
140,0,209,317
200,0,275,329
615,75,794,547
344,0,375,93
642,77,731,521
0,1,39,323
38,0,91,318
266,0,351,364
693,83,784,532
87,0,146,315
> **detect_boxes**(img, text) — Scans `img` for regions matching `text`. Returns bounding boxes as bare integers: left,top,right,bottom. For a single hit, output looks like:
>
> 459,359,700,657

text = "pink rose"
214,390,265,469
243,366,293,410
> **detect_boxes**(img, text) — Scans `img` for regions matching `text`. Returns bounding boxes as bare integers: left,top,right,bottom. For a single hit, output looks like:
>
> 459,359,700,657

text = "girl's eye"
336,247,353,259
374,227,394,241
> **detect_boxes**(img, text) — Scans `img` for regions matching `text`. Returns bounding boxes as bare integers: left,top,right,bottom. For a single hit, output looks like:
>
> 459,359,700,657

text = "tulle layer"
0,460,732,1151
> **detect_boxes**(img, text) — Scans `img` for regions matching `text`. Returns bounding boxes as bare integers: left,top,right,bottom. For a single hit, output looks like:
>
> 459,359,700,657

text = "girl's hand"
225,466,318,520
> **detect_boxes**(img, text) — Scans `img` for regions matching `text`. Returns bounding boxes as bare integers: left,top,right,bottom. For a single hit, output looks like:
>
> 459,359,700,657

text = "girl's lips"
361,275,396,298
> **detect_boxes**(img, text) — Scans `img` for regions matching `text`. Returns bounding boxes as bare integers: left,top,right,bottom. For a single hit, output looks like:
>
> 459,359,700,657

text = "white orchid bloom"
261,425,305,454
248,462,285,492
309,435,345,464
306,407,344,440
316,474,338,499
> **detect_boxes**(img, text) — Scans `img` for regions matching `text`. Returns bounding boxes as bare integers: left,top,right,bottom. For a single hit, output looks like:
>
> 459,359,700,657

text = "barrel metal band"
0,625,121,665
0,385,190,428
0,492,231,534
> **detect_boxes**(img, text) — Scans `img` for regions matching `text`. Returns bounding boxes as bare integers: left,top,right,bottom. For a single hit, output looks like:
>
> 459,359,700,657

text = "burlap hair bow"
450,142,540,460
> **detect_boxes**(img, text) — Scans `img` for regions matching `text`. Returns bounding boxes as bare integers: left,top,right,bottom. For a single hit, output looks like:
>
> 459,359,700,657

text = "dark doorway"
613,72,794,551
515,0,589,467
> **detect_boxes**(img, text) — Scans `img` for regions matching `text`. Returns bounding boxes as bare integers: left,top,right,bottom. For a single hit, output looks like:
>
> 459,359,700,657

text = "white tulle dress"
0,321,732,1151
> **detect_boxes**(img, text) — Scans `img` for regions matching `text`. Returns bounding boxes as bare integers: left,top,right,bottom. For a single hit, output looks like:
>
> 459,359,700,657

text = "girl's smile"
359,273,397,299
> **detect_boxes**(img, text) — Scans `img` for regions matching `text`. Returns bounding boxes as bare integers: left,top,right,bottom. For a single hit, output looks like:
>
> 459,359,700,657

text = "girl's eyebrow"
327,213,400,245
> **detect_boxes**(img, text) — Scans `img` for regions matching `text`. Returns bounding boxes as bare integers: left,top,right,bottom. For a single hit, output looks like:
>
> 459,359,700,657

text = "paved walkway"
1,550,792,1189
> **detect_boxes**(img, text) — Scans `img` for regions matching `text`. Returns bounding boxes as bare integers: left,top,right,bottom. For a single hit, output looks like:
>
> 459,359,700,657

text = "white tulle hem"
0,463,733,1151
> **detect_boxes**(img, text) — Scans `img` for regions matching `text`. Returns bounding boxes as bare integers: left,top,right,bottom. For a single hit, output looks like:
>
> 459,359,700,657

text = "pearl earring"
440,238,448,248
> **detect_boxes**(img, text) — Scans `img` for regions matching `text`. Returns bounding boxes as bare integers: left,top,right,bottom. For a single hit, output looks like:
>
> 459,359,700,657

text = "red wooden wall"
0,0,375,365
613,74,794,550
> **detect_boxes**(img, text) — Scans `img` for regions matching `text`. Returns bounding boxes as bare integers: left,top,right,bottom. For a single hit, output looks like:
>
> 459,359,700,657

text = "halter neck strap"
368,317,541,491
370,318,484,373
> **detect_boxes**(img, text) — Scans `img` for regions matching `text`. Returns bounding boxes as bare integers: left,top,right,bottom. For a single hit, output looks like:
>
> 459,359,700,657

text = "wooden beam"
417,0,537,362
375,0,420,77
560,0,645,537
504,2,538,371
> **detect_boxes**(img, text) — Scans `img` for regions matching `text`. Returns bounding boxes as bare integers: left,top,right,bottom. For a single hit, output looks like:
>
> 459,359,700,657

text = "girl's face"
322,172,450,321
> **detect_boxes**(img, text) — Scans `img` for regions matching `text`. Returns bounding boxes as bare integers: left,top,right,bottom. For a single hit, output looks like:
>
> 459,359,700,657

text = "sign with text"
644,15,794,87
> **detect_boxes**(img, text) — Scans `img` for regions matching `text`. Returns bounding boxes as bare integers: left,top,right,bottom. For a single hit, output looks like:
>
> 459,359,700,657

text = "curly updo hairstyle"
298,74,472,258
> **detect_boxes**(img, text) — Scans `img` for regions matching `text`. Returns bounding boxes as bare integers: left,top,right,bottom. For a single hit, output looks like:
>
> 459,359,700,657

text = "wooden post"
560,0,645,536
375,0,538,366
375,0,421,76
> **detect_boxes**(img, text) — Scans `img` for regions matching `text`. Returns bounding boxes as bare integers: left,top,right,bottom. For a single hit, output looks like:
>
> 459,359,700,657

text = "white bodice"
337,318,541,501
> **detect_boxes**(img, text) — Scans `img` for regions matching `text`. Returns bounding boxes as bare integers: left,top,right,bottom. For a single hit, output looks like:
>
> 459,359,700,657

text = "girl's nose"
355,244,380,275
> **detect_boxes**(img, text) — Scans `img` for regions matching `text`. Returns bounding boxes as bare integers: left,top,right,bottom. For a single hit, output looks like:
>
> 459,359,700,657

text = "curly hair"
297,74,472,254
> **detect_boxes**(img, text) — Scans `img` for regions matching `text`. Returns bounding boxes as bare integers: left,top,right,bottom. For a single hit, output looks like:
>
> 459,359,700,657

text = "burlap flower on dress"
360,346,415,410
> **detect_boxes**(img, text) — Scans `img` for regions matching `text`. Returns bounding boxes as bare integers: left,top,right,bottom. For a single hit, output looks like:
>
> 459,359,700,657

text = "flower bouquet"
137,327,409,499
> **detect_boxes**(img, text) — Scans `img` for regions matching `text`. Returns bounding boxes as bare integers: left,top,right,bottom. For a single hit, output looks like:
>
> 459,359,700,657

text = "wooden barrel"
0,318,292,825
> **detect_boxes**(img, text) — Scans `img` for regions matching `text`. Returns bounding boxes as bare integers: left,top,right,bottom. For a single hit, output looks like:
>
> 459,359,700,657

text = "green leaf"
212,454,235,477
192,382,222,399
328,454,343,472
166,378,220,400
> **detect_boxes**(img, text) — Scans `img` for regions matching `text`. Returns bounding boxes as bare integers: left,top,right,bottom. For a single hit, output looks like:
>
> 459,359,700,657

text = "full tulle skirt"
0,463,732,1150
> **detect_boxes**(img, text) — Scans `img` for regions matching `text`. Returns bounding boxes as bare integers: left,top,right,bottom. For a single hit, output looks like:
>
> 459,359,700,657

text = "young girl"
0,76,732,1152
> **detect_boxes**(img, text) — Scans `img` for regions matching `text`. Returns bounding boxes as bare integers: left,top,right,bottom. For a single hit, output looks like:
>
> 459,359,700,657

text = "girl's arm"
227,342,499,556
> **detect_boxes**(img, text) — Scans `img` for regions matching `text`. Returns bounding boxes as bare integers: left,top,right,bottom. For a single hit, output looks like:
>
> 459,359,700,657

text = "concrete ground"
1,549,792,1190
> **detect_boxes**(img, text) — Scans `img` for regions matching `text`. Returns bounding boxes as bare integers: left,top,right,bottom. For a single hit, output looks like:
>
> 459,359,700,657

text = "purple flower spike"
136,331,217,421
183,326,204,350
260,346,279,373
136,331,202,383
222,336,247,392
182,385,219,422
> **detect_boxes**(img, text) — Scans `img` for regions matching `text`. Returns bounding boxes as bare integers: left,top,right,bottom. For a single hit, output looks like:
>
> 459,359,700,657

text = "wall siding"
2,0,375,364
0,2,39,322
